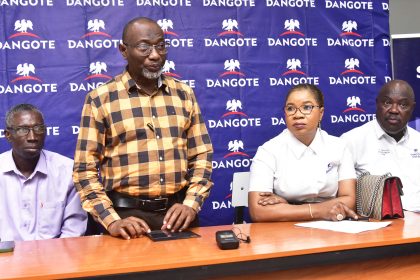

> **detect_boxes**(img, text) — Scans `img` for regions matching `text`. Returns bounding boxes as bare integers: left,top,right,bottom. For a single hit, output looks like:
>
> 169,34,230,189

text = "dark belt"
107,191,180,212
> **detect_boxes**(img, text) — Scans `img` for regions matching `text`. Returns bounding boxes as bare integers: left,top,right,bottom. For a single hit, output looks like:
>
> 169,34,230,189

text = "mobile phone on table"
0,241,15,253
147,230,200,241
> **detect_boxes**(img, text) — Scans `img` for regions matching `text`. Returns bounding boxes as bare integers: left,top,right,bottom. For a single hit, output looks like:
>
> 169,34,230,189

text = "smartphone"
147,230,200,242
0,241,15,253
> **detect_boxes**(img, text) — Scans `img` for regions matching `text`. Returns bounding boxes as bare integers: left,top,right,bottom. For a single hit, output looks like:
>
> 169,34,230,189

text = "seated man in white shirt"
341,80,420,212
0,104,87,241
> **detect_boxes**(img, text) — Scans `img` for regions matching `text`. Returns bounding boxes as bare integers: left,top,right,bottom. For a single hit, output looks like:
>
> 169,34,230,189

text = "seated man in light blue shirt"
0,104,87,241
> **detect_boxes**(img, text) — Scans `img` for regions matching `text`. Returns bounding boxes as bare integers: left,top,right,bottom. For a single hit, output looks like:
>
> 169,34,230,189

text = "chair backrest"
232,171,250,223
232,171,250,207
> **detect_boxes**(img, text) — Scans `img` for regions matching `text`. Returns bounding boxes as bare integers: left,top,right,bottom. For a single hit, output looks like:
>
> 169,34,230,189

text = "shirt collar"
33,151,48,176
0,150,15,173
374,119,409,143
122,68,169,95
287,128,323,159
0,149,47,177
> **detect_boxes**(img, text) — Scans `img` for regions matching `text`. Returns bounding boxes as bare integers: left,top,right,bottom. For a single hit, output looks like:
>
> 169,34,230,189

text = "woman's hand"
316,201,358,221
257,192,288,206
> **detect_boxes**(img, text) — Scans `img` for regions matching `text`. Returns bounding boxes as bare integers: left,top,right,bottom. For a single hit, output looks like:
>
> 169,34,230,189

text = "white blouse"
249,129,356,203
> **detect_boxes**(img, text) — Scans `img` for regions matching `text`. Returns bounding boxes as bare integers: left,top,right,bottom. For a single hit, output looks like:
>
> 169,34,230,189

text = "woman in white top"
248,84,358,222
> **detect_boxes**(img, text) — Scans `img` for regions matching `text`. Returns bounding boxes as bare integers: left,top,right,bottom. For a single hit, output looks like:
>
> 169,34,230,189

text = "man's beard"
142,68,163,80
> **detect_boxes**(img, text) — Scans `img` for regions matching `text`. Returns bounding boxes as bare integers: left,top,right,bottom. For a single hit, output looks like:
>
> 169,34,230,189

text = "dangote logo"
69,61,110,92
82,19,111,38
327,20,373,47
1,63,57,94
329,58,375,85
269,18,316,47
218,19,243,37
157,19,178,37
225,182,233,199
283,58,306,76
68,19,118,49
11,63,41,83
222,99,248,118
343,96,366,113
269,58,318,86
340,20,361,37
330,96,374,124
224,140,250,158
342,58,364,75
280,19,304,37
206,60,258,88
9,19,40,39
162,60,181,78
85,61,112,81
208,99,260,129
211,181,233,210
220,59,244,77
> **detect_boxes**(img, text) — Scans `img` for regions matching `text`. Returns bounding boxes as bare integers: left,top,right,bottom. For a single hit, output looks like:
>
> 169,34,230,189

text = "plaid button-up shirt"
73,70,213,228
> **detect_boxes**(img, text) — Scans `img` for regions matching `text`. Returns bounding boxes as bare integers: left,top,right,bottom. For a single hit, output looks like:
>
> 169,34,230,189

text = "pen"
345,216,370,221
147,123,154,132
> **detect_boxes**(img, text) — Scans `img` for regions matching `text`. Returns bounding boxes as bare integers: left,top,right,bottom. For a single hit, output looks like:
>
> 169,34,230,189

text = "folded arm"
249,178,357,222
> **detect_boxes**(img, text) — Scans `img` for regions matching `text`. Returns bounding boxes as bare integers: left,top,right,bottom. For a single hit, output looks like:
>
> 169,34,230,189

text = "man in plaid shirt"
73,17,213,239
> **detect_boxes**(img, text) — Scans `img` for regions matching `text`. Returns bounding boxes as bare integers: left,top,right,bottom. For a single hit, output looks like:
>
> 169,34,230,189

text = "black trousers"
85,189,199,235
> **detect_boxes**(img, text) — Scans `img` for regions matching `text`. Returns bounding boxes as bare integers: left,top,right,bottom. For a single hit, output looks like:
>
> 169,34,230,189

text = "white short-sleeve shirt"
249,129,356,203
341,119,420,212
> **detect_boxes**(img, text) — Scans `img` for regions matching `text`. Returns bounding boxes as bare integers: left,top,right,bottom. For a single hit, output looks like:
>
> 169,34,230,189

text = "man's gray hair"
5,104,44,127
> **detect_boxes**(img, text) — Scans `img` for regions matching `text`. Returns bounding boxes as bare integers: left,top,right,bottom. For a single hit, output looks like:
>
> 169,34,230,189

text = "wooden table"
1,211,420,279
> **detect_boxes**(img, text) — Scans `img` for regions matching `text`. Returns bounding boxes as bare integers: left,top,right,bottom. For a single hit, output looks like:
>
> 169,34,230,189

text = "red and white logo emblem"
224,140,249,158
282,58,306,76
82,19,111,38
85,61,112,80
221,99,248,118
218,19,243,37
9,19,40,39
162,60,181,78
280,19,304,37
157,19,178,37
341,58,364,75
220,59,244,77
340,20,361,37
11,63,41,83
343,96,366,113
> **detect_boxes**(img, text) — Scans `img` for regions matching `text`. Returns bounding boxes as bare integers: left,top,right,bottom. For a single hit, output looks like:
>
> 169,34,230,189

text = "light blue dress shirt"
0,149,87,241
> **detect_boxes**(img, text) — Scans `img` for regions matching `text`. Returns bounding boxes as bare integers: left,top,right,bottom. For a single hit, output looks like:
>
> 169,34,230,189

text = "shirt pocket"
38,201,65,239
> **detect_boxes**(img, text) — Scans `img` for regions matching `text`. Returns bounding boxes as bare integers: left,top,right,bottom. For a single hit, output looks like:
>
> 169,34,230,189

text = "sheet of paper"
294,220,392,234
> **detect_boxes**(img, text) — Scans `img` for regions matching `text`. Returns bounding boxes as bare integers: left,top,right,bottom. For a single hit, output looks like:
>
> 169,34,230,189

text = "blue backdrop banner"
392,34,420,129
0,0,391,226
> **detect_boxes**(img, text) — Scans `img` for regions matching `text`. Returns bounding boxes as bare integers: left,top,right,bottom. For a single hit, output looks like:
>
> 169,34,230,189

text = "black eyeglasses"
7,125,46,136
123,41,169,56
284,105,321,116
